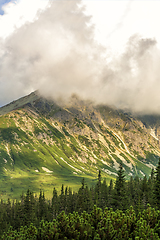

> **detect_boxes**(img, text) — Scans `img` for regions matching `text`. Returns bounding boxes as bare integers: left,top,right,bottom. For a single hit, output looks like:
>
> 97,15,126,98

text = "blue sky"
0,0,13,15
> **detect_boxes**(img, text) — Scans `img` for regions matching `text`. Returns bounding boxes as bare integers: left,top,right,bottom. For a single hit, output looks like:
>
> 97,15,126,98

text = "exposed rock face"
0,91,160,198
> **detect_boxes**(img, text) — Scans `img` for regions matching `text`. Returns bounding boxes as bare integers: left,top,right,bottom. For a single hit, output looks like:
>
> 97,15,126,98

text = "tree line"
1,159,160,239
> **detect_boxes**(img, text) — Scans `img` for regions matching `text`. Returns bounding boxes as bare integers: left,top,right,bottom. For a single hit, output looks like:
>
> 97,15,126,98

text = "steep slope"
0,91,160,199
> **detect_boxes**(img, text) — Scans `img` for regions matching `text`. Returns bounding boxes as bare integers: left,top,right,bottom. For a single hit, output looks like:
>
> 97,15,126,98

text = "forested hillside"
1,161,160,239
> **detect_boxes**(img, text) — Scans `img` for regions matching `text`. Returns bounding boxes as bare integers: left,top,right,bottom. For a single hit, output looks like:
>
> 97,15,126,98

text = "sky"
1,0,160,114
0,0,11,15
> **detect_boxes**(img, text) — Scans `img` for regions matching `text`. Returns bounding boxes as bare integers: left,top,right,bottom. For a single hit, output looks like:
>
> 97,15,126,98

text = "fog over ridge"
0,0,160,115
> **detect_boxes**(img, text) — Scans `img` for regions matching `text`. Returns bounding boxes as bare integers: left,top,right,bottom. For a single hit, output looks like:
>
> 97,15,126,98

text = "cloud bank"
0,0,160,114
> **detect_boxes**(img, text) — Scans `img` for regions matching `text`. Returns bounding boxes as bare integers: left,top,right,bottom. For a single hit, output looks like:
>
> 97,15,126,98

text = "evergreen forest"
1,160,160,239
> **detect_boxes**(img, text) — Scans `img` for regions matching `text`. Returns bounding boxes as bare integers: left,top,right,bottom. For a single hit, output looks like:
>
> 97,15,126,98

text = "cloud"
0,0,104,105
106,0,133,40
0,0,49,39
0,0,160,115
0,0,12,15
99,35,160,114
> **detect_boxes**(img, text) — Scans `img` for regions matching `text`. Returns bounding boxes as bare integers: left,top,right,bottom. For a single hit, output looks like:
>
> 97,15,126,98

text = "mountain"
0,91,160,199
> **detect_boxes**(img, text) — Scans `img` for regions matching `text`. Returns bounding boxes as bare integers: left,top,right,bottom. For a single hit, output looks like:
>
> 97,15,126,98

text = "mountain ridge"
0,91,160,199
0,91,40,116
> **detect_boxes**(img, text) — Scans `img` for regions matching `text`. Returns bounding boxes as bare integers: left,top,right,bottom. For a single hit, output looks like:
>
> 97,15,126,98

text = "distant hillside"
0,91,160,199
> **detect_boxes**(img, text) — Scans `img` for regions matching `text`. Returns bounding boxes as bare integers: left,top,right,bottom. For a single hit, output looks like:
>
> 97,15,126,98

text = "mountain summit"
0,91,160,199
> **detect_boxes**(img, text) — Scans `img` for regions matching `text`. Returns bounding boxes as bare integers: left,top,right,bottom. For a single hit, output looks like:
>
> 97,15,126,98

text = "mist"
0,0,160,115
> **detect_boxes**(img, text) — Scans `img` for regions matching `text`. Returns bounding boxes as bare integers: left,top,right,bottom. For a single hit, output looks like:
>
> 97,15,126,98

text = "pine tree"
75,178,93,213
76,178,85,212
66,187,73,214
101,179,108,209
38,190,46,221
95,170,102,207
51,187,58,218
59,184,65,212
112,162,128,210
23,189,36,226
108,179,113,195
154,158,160,208
141,175,149,208
128,176,134,205
108,179,113,207
147,168,155,206
115,162,126,195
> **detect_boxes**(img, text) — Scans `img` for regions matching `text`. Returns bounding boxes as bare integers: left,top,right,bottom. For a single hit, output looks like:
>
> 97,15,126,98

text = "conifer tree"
112,162,128,210
108,179,113,195
101,179,108,209
128,176,134,205
95,170,102,207
23,189,36,226
141,175,149,208
38,190,47,221
59,184,65,212
147,168,155,206
76,178,86,212
66,187,73,213
108,179,113,207
52,187,58,218
154,158,160,207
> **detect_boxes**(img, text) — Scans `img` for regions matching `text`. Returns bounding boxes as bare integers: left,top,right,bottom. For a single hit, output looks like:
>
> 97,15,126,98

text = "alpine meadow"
0,91,160,199
1,0,160,239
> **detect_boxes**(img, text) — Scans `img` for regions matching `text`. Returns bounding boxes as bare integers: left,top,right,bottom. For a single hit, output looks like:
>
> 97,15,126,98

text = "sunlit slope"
0,91,160,199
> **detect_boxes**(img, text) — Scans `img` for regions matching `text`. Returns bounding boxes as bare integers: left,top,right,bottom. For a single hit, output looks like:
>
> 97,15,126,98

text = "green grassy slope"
0,92,160,199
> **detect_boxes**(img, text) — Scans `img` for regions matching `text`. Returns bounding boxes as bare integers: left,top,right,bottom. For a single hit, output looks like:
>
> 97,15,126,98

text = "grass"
126,153,152,177
119,153,130,163
0,169,100,200
0,107,158,200
78,135,92,148
144,151,159,164
103,136,115,152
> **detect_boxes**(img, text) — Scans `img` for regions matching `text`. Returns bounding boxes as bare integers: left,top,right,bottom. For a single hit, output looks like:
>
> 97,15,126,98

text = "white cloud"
0,0,50,39
84,1,160,53
0,0,160,115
